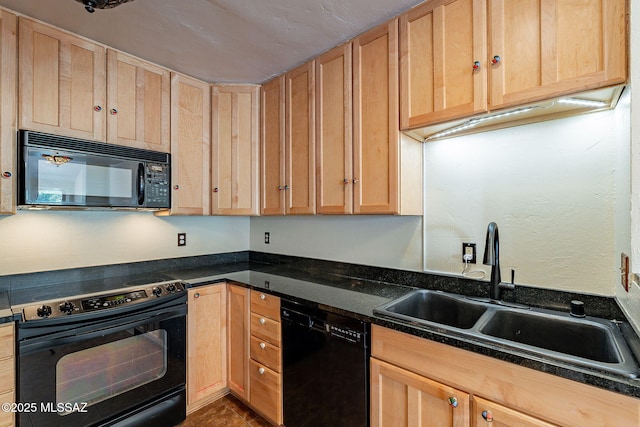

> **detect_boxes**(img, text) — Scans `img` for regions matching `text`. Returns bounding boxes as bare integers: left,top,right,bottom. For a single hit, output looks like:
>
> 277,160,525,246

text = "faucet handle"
499,269,516,291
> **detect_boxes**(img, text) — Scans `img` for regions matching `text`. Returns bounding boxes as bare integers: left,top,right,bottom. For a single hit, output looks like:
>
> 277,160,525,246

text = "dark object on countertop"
570,300,586,318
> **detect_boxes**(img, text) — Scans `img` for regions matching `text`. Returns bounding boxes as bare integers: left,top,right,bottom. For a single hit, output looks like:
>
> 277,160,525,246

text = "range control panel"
21,281,185,321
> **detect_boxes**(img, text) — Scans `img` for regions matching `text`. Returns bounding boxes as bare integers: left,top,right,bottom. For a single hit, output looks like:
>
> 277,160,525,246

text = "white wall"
0,211,250,275
619,0,640,331
423,103,630,296
247,107,631,297
249,215,424,271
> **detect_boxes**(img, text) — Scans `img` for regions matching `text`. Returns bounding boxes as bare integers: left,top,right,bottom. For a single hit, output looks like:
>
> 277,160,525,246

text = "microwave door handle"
137,163,145,205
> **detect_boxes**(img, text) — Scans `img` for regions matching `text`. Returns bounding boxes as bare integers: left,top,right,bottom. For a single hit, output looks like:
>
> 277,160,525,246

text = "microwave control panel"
145,163,170,207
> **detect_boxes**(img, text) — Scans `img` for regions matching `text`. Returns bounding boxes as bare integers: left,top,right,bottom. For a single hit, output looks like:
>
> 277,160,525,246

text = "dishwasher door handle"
281,308,313,328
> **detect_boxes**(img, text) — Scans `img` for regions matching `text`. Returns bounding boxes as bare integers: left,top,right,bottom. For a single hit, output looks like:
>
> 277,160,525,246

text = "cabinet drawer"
250,290,280,320
249,360,282,424
250,313,281,346
0,390,13,427
0,324,13,360
250,335,281,372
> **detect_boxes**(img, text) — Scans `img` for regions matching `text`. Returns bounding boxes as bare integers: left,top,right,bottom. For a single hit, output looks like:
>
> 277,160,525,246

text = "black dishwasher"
281,299,370,427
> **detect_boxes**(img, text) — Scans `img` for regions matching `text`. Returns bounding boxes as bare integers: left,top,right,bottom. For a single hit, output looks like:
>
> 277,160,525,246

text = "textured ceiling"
0,0,423,83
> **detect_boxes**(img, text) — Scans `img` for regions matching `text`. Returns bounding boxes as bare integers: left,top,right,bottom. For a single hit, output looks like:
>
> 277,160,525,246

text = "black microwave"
18,130,171,210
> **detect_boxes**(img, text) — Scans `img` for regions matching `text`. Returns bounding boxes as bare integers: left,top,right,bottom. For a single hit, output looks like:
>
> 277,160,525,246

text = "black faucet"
483,222,514,300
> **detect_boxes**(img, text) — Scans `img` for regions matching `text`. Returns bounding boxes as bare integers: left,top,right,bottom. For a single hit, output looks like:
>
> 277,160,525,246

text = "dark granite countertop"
2,252,639,399
175,265,640,399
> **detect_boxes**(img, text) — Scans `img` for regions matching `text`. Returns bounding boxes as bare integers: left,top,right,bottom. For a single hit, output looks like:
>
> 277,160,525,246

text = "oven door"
17,306,186,427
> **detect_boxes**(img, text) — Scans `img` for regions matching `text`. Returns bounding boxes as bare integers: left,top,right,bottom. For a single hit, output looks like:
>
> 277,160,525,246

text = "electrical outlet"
178,233,186,247
621,252,630,292
264,232,270,244
462,243,476,263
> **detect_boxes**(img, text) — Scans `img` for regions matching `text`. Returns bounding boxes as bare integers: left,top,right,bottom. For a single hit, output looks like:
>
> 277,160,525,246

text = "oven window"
56,330,167,414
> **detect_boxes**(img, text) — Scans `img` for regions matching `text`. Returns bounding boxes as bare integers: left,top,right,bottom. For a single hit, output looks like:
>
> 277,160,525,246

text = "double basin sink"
374,289,640,378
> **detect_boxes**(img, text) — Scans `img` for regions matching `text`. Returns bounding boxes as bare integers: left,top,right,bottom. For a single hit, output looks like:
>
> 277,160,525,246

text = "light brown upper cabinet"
261,61,316,215
316,43,353,215
489,0,626,110
107,49,171,152
354,19,422,215
285,61,316,215
0,11,16,215
169,73,211,216
260,76,285,215
19,17,106,141
399,0,488,130
400,0,627,130
211,84,260,216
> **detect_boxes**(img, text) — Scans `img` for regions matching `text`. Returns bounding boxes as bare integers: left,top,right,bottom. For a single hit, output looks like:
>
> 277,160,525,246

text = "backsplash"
0,211,250,275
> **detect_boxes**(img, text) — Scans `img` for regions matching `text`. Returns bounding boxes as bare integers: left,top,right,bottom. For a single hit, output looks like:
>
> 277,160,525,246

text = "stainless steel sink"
373,289,488,329
374,289,640,378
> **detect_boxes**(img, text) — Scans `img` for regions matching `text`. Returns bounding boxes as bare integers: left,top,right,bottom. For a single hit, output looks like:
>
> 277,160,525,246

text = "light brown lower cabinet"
227,284,250,401
187,284,227,413
224,285,283,425
371,358,470,426
371,325,640,427
471,396,555,427
0,323,15,427
249,290,282,425
249,359,282,423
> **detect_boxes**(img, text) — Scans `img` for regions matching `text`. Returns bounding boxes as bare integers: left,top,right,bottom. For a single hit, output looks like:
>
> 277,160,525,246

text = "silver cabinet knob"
260,294,266,300
194,292,200,298
259,342,266,349
258,367,265,375
353,178,359,183
259,317,266,325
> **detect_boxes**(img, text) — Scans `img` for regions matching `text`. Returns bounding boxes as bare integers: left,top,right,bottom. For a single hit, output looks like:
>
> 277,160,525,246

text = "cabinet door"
19,18,106,141
0,323,15,427
169,73,211,215
260,76,285,215
489,0,626,109
472,396,556,427
187,285,227,408
0,11,16,215
316,43,353,214
371,358,470,427
353,20,400,214
400,0,487,129
211,84,260,215
285,60,316,215
227,284,250,400
106,49,170,152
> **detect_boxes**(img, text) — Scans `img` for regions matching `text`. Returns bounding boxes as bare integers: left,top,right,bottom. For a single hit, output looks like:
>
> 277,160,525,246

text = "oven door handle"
18,307,185,355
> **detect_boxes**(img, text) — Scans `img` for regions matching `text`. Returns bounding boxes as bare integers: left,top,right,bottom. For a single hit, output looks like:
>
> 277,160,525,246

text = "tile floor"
178,394,271,427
